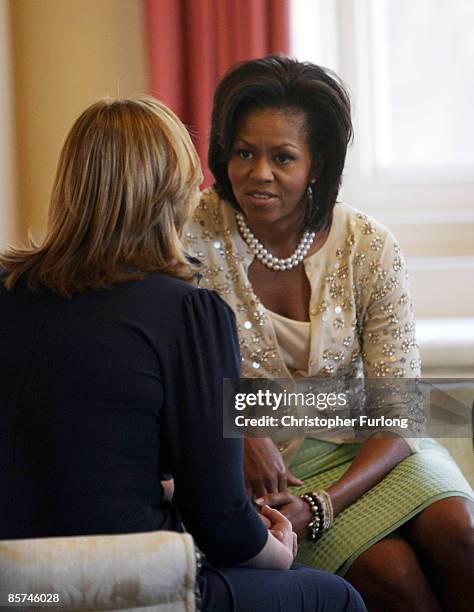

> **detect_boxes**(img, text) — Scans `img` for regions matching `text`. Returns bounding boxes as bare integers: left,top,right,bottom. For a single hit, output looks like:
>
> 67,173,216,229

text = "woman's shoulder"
134,272,215,304
126,274,235,339
185,188,239,261
192,187,234,228
332,202,400,255
200,186,222,208
145,273,233,309
335,202,393,238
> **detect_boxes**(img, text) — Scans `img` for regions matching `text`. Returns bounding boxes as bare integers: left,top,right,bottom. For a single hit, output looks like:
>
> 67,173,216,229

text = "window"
369,0,474,178
291,0,474,222
290,0,474,320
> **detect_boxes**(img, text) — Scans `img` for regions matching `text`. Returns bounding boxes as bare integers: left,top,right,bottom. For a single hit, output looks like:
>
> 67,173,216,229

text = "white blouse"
265,309,311,375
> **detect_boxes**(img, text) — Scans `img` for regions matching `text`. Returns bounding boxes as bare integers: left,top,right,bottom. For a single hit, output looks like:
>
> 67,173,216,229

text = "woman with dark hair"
185,55,474,611
0,96,366,612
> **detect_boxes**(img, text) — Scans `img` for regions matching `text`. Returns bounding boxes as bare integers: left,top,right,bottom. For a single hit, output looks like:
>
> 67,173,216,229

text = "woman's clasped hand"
256,494,313,539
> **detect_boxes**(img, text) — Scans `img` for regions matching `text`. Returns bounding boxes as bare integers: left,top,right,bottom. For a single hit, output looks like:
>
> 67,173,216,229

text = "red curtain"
144,0,289,186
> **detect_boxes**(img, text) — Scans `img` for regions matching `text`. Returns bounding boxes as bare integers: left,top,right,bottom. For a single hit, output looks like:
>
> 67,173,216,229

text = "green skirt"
289,438,473,576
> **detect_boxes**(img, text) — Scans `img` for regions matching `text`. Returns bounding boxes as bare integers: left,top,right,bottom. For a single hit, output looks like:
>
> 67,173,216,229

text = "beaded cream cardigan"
185,189,423,453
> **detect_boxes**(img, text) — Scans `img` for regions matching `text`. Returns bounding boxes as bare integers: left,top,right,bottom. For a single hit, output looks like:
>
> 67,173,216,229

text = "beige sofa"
0,530,198,611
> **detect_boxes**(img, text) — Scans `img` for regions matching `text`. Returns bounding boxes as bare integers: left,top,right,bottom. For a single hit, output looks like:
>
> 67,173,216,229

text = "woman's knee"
409,497,474,558
345,535,435,608
224,564,367,612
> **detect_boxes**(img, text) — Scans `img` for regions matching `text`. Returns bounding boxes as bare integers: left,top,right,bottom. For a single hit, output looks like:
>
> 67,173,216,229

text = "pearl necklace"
236,213,316,271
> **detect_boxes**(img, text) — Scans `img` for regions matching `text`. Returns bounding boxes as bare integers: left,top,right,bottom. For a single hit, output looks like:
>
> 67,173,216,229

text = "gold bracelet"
312,490,334,530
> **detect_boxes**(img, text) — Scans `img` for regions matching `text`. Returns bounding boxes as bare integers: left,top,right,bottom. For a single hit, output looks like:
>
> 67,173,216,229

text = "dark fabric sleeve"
160,288,268,566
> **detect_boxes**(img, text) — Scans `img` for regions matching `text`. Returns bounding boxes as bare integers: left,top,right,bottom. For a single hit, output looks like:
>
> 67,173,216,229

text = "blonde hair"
0,96,202,296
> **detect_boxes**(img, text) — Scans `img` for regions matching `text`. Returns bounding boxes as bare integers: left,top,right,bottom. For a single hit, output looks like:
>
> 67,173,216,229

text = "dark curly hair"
208,55,353,232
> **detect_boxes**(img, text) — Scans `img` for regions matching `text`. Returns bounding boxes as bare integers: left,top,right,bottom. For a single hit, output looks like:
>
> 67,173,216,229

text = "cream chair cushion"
0,530,197,611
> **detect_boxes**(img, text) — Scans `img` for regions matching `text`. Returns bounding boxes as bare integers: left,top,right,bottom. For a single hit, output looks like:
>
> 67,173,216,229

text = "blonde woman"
0,98,365,612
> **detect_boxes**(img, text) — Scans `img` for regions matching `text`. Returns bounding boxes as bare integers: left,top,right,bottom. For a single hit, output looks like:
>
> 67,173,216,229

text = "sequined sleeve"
359,229,424,448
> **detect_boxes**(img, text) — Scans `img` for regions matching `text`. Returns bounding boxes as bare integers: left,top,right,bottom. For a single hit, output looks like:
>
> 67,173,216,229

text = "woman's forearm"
239,505,295,570
239,531,293,570
326,435,412,517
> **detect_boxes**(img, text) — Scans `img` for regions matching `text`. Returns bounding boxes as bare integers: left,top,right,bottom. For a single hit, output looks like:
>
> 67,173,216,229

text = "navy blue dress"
0,273,365,612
